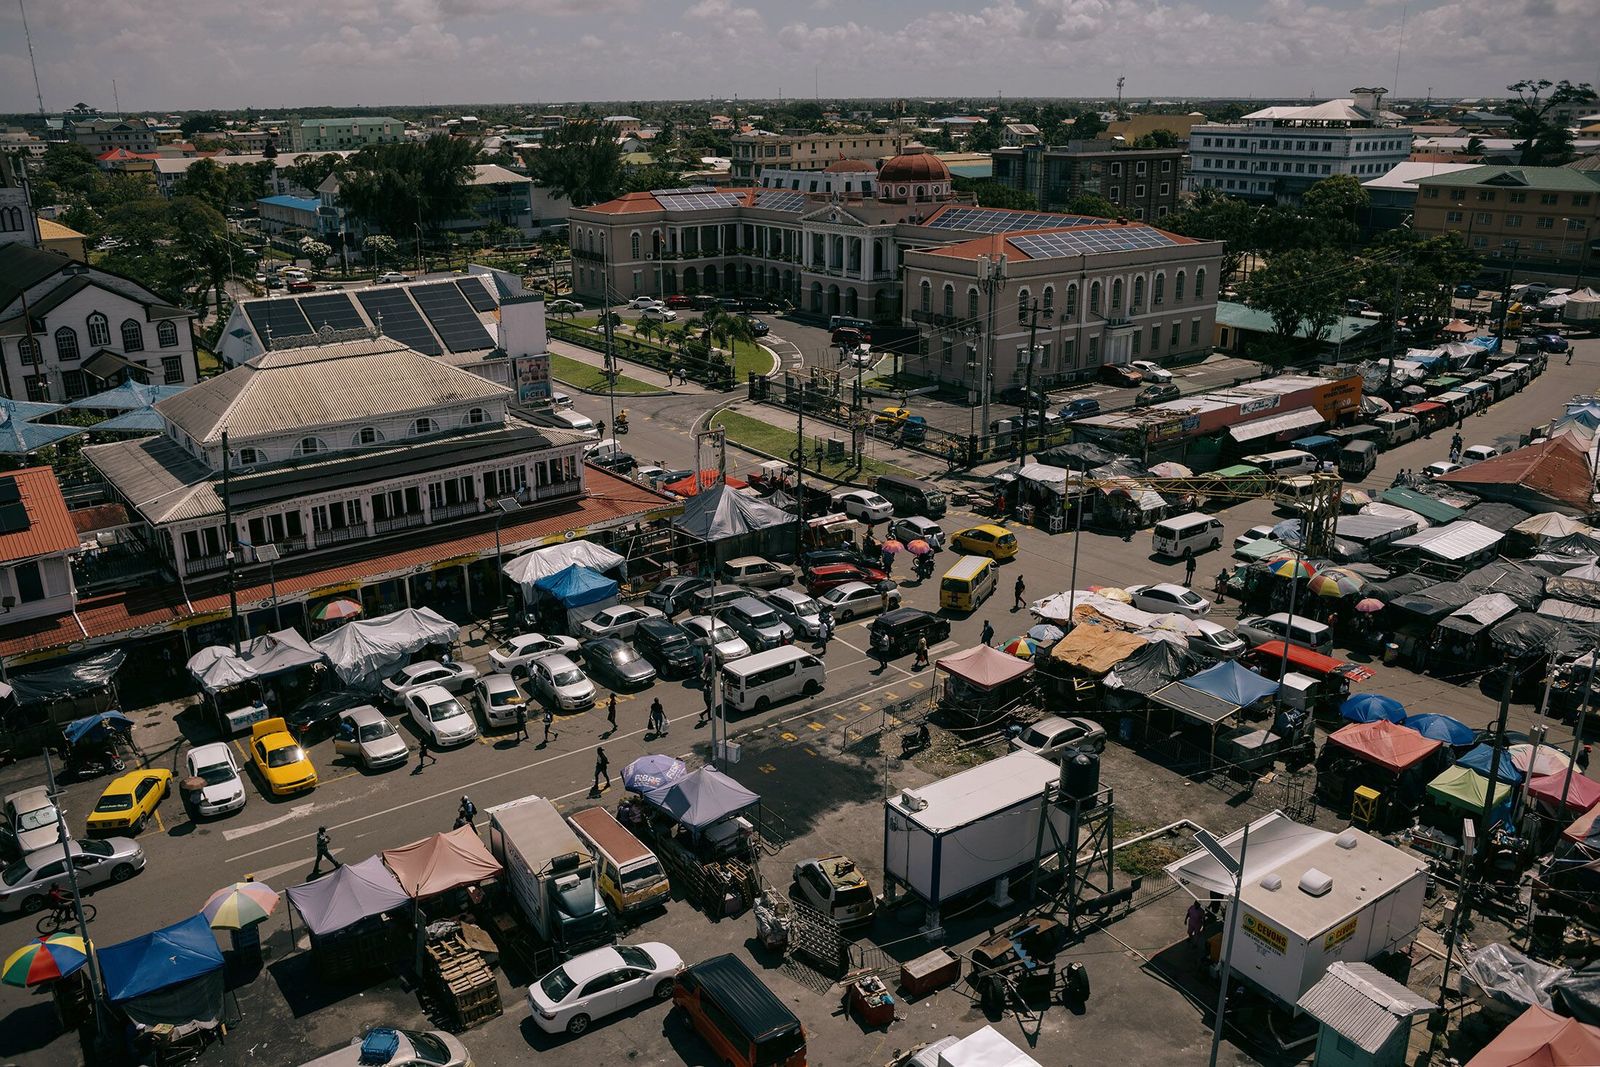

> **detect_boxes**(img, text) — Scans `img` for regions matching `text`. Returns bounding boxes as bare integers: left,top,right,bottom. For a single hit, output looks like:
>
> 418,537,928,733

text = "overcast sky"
1,0,1596,112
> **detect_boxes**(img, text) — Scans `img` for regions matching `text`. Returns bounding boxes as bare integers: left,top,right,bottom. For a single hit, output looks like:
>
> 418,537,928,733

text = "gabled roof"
0,244,73,314
1298,962,1434,1054
1412,164,1600,192
0,466,80,563
1439,436,1596,512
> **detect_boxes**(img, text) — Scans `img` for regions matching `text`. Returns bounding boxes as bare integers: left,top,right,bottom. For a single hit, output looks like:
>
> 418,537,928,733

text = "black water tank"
1061,747,1100,802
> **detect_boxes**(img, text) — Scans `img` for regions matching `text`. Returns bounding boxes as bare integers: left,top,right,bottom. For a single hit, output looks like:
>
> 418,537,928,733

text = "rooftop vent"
1299,868,1334,897
1259,874,1283,892
1336,830,1359,850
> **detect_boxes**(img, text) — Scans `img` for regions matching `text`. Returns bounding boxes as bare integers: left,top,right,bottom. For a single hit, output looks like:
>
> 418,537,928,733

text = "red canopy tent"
1529,773,1600,816
936,644,1034,690
1327,720,1442,773
1465,1004,1600,1066
1564,802,1600,845
381,825,503,899
663,471,748,497
1249,640,1375,682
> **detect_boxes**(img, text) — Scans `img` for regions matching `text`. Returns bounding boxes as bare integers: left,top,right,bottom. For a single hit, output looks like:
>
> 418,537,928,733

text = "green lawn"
710,410,918,481
548,353,657,394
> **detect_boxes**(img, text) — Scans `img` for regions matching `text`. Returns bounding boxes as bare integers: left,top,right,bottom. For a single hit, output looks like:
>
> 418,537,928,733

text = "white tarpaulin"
1165,810,1333,898
503,541,625,599
935,1025,1043,1067
1029,592,1202,635
1361,502,1432,530
186,629,325,695
310,608,460,687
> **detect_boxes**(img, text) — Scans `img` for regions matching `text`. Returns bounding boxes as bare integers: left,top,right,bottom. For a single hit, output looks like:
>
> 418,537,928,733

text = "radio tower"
1115,75,1125,116
19,0,46,116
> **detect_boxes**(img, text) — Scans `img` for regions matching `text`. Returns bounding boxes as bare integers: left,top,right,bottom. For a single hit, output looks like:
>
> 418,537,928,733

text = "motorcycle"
900,722,931,758
913,554,936,581
60,711,133,781
63,741,124,781
615,410,630,435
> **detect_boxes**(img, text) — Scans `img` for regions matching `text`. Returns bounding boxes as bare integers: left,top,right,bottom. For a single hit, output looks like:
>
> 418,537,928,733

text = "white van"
1373,412,1420,447
546,409,599,437
1152,513,1224,559
1240,450,1316,476
1236,613,1333,655
720,646,824,714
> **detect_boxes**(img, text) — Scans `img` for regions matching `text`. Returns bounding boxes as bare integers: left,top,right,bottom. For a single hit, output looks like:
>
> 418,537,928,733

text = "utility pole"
221,429,240,653
18,0,45,118
978,254,1007,441
43,747,108,1044
1018,298,1052,465
792,383,808,560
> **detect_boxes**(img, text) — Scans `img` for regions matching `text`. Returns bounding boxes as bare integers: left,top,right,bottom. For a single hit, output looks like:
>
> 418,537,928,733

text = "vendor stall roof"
285,855,410,938
534,564,618,607
381,824,502,899
1427,765,1512,813
1049,622,1148,675
1438,592,1521,635
1528,773,1600,815
1251,641,1374,681
1463,501,1535,533
502,540,625,589
889,751,1060,835
1297,962,1436,1056
1515,513,1596,543
1184,660,1279,707
1462,1004,1600,1067
310,607,460,686
643,767,759,830
1539,598,1600,624
1226,407,1325,443
1327,720,1443,773
1379,488,1465,525
187,628,323,694
1458,743,1523,785
1441,436,1596,514
936,644,1035,690
1393,520,1504,561
99,913,225,1003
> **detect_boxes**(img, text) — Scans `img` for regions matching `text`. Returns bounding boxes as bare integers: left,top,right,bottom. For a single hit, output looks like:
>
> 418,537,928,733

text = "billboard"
514,353,551,404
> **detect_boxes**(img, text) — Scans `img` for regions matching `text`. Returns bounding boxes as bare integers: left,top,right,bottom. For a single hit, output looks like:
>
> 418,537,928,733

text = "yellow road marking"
832,713,847,721
883,692,898,700
779,731,798,742
909,681,924,690
857,703,872,712
805,722,824,731
803,747,818,757
152,809,165,833
759,763,777,774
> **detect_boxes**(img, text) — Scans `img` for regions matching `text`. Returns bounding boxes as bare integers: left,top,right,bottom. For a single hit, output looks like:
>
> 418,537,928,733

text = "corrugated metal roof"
0,467,80,564
1228,407,1324,442
1394,520,1504,560
1298,962,1433,1054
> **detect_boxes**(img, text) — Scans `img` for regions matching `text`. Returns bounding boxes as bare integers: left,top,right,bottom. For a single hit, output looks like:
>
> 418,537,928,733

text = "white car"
525,653,597,712
1125,582,1212,618
1461,443,1510,464
527,942,684,1036
375,271,411,283
641,306,677,322
680,615,751,661
819,581,901,621
584,437,626,461
1190,620,1247,660
1010,715,1107,759
578,604,665,640
474,673,527,729
1130,360,1173,384
846,345,874,368
406,685,480,747
489,633,581,675
381,660,479,705
628,296,661,310
333,705,409,770
2,787,60,855
888,516,945,550
1423,461,1462,480
182,743,247,817
1233,525,1276,553
301,1029,470,1067
836,490,894,523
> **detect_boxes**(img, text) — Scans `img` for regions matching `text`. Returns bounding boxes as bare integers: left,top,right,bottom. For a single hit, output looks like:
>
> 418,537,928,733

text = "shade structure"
98,914,224,1004
285,856,409,937
1341,693,1406,724
534,564,618,608
312,598,362,622
62,710,134,745
1000,636,1037,659
1309,568,1364,598
382,825,503,899
642,767,759,830
1341,488,1373,508
1527,773,1600,814
1026,624,1065,644
202,881,279,930
2,934,88,987
1148,461,1193,478
1270,519,1305,548
936,644,1035,690
1327,720,1442,774
1403,713,1476,746
311,607,460,687
1508,743,1572,778
622,754,688,793
1427,765,1511,814
1182,660,1280,708
1356,597,1385,613
1264,555,1316,579
1090,586,1133,603
1462,1004,1600,1067
1459,743,1524,785
663,470,748,497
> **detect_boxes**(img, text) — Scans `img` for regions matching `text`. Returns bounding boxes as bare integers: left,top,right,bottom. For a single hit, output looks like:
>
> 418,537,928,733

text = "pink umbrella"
906,539,932,555
1355,598,1384,613
881,539,904,554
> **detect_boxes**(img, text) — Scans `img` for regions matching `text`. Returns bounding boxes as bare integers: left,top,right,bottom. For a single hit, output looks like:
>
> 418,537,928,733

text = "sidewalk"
547,338,692,394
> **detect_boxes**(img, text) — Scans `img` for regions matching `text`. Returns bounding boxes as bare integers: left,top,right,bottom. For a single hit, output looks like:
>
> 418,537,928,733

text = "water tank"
1061,748,1100,802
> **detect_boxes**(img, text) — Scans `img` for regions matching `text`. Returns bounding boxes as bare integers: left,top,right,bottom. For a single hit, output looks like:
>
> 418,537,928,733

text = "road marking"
832,713,847,721
803,747,818,757
883,691,899,700
806,722,824,731
759,763,777,774
245,852,341,883
153,809,165,833
222,802,316,842
929,640,957,654
909,681,925,690
780,731,798,741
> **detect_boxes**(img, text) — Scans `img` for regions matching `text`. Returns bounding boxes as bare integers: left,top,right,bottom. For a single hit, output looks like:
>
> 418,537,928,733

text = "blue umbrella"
1340,693,1406,724
1403,713,1476,746
1026,624,1065,645
622,754,688,793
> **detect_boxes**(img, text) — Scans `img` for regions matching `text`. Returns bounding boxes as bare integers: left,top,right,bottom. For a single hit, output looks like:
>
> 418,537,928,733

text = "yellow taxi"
951,523,1019,561
85,768,172,835
874,406,911,426
250,717,318,796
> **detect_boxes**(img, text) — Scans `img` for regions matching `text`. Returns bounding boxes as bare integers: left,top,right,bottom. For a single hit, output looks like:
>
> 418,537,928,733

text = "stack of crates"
424,933,502,1031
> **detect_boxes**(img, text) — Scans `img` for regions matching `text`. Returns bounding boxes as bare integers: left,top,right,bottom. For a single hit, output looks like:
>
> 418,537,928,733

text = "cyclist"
47,884,71,915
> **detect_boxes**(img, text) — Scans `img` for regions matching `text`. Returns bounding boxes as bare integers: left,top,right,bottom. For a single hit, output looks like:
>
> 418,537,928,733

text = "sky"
0,0,1596,113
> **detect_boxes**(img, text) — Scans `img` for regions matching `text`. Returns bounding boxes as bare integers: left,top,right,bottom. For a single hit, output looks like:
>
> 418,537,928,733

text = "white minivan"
720,646,824,714
1152,513,1224,559
547,409,599,437
1240,450,1317,476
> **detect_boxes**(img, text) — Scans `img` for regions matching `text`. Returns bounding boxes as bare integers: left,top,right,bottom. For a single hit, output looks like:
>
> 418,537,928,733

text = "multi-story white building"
730,131,907,181
0,244,199,402
1188,89,1413,203
287,116,404,152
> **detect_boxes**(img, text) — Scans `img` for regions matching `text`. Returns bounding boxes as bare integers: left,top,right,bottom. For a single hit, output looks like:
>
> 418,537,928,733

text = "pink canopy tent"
1326,720,1442,774
935,644,1034,691
1527,773,1600,816
1465,1004,1600,1066
381,825,503,899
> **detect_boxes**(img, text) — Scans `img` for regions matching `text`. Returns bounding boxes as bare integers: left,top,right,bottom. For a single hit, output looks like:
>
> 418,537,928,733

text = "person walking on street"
699,685,714,726
1186,899,1206,961
593,747,610,792
542,707,555,745
651,696,666,735
414,733,436,773
1215,569,1229,604
1013,575,1026,611
915,635,929,669
1568,348,1575,366
605,693,617,734
981,619,995,646
1581,745,1592,773
513,702,528,743
1184,555,1196,586
310,826,340,877
597,418,606,438
454,795,477,831
879,584,893,616
819,609,833,652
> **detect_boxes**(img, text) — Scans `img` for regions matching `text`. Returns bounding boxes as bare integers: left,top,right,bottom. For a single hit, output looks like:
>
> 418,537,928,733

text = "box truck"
487,795,612,955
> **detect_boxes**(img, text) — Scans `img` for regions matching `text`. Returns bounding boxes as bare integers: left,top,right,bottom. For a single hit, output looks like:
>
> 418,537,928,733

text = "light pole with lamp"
977,254,1008,439
42,745,109,1044
253,543,282,631
1017,297,1053,465
491,496,523,624
1562,218,1593,288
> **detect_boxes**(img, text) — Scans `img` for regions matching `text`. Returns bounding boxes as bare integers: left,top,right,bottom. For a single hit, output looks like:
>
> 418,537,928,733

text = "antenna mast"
19,0,45,117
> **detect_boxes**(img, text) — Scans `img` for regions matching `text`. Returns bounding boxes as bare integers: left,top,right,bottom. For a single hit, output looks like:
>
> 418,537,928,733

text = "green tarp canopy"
1236,538,1291,561
1380,488,1466,525
1427,764,1510,813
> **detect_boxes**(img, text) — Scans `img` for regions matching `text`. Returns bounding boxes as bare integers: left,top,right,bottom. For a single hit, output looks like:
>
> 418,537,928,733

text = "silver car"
300,1028,470,1067
474,673,528,729
3,786,61,855
0,837,145,914
680,615,751,661
334,705,409,770
406,686,480,748
381,659,479,706
762,589,824,640
526,653,597,712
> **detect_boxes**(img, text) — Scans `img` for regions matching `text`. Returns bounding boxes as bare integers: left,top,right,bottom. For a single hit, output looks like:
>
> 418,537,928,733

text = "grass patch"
548,353,657,394
1116,838,1185,879
709,410,920,481
196,348,222,375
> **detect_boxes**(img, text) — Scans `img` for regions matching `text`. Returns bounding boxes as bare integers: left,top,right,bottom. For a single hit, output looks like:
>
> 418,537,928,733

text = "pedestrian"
1581,745,1592,773
651,696,666,735
1014,574,1027,611
915,635,929,669
1184,555,1196,586
1215,569,1229,604
414,732,436,772
1457,412,1465,430
981,619,995,647
542,706,555,744
455,795,477,830
819,609,833,652
699,685,714,726
1186,899,1207,961
882,545,894,574
880,583,892,615
1451,432,1463,453
513,702,528,742
594,746,610,792
606,692,617,733
1568,349,1574,366
597,418,606,438
310,825,340,877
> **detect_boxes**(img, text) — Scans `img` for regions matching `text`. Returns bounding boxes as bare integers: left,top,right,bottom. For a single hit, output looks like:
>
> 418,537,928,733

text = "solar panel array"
0,477,27,534
650,186,717,196
296,292,365,333
244,299,314,343
355,289,442,356
411,282,495,354
455,276,497,312
753,189,807,213
656,190,747,211
924,206,1107,234
1010,228,1181,260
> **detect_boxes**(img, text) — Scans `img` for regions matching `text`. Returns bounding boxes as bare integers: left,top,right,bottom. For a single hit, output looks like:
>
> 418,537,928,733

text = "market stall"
285,856,412,979
0,650,127,747
1461,1004,1600,1066
186,629,326,735
382,825,503,902
935,644,1037,728
626,767,761,916
98,914,228,1061
670,482,794,563
531,564,620,634
310,608,460,688
1148,660,1281,769
1317,720,1445,825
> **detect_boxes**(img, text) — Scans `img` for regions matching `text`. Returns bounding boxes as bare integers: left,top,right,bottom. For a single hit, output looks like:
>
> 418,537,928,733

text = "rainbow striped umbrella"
312,598,362,622
1001,636,1039,659
2,933,89,987
1264,556,1316,580
1308,568,1364,598
202,881,280,930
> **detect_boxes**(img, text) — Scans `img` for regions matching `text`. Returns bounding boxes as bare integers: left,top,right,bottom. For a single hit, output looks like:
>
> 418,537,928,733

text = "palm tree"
700,309,756,387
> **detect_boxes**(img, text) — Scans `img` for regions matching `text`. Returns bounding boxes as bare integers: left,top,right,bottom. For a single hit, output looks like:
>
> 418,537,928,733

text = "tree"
526,120,623,207
280,152,342,196
1300,174,1370,252
1507,79,1598,166
1061,193,1121,218
951,176,1038,210
619,164,684,195
362,234,397,268
1242,247,1351,356
180,113,223,139
1163,189,1266,288
298,237,331,265
1354,230,1480,335
1070,110,1107,141
335,135,482,240
1132,129,1182,149
698,308,754,384
171,158,272,213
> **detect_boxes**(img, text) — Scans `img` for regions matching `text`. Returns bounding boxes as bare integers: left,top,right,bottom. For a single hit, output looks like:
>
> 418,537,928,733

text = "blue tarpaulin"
1182,660,1279,708
1342,693,1407,724
534,564,618,608
1458,742,1524,785
62,710,134,744
643,767,760,830
1404,713,1477,746
1470,336,1500,353
99,914,225,1003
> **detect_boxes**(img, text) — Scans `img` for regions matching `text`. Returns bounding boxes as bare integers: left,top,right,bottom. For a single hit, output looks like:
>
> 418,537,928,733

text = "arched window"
1111,278,1124,311
1064,284,1078,319
1089,282,1101,314
919,279,931,314
1017,288,1030,323
86,313,110,348
465,407,488,426
0,206,21,232
967,287,980,320
17,337,40,365
1132,276,1145,309
1153,272,1166,305
1174,270,1186,301
157,321,179,347
1042,286,1054,317
352,426,384,446
411,417,437,436
54,327,79,362
237,448,264,466
120,319,144,352
1195,268,1206,300
630,231,641,259
942,283,954,317
294,437,326,457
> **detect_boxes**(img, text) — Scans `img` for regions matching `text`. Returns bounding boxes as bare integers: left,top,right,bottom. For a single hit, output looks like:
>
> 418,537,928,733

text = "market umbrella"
881,540,904,555
906,539,932,556
622,754,688,793
1000,636,1038,659
1148,461,1193,478
312,598,363,622
1508,743,1572,778
2,934,89,987
1026,624,1065,644
1308,567,1364,598
1355,597,1384,613
1403,713,1476,746
1264,555,1316,580
202,881,280,929
1340,692,1406,724
1341,488,1372,508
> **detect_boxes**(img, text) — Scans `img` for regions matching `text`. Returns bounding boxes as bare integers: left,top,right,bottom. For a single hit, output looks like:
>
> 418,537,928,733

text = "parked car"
641,576,710,618
1130,360,1173,384
868,607,950,657
381,660,479,705
526,942,684,1036
797,546,872,574
2,787,60,856
791,855,875,926
250,718,317,796
887,516,945,550
835,490,894,523
1135,382,1181,406
762,589,825,641
592,451,637,474
1189,621,1247,660
489,633,581,675
1010,715,1107,759
721,556,796,590
1233,525,1276,553
1422,461,1462,480
333,705,409,770
680,615,752,662
474,674,528,729
818,581,900,621
547,299,583,315
998,385,1050,407
525,654,597,711
950,523,1019,561
688,583,748,616
1125,582,1212,618
580,638,659,689
300,1029,471,1067
284,688,371,743
805,562,888,596
632,618,702,678
628,296,662,310
578,604,666,640
406,685,479,747
1453,283,1479,299
375,271,410,283
744,317,770,336
85,770,172,835
0,837,145,915
1059,397,1102,421
722,597,795,652
182,744,248,817
1461,443,1511,464
641,306,677,322
1099,363,1143,386
1538,333,1570,353
664,295,693,309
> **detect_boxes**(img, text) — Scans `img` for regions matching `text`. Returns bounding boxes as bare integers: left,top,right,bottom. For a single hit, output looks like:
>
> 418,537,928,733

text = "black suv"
799,546,872,574
632,617,701,678
868,608,951,657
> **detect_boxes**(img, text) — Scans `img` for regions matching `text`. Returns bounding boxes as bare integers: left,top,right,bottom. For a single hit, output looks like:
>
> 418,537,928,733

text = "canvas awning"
1539,598,1600,624
1438,593,1521,637
936,644,1035,690
1327,720,1443,774
1379,488,1465,525
286,855,411,937
1150,679,1244,726
1250,641,1375,682
502,540,625,596
1528,773,1600,815
1459,743,1523,785
186,629,323,694
534,564,618,608
98,913,226,1028
1462,1004,1600,1067
1049,623,1148,675
1427,765,1511,813
381,824,503,899
1516,513,1596,543
642,767,759,830
1183,660,1279,707
671,482,792,541
1226,407,1324,443
310,607,460,687
7,649,126,706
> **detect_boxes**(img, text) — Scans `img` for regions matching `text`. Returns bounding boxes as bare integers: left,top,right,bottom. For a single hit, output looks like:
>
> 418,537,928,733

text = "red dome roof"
878,146,950,183
824,157,876,174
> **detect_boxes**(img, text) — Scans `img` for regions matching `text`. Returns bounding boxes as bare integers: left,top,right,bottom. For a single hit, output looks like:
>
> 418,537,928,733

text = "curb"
550,375,675,399
694,401,875,492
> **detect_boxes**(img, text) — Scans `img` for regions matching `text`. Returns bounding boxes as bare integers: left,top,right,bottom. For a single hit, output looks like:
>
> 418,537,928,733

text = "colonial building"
1410,164,1600,276
990,143,1185,220
730,131,907,181
314,164,559,239
0,154,40,251
287,116,403,152
69,118,157,155
0,244,199,402
0,466,80,625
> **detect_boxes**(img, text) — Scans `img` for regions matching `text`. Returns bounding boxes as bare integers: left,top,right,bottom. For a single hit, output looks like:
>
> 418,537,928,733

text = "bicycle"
36,900,95,935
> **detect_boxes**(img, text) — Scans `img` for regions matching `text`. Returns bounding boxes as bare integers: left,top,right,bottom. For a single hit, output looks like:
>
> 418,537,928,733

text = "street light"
253,543,282,631
492,496,523,623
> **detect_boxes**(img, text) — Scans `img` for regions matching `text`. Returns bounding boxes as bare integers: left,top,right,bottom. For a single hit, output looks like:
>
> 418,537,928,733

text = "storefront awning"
1227,407,1324,443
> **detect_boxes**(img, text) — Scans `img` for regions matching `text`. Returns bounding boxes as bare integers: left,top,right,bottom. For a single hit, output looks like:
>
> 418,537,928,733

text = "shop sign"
1323,915,1359,951
1239,395,1280,416
1242,913,1288,954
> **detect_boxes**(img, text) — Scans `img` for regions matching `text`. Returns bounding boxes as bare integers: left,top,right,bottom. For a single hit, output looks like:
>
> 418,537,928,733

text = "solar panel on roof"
454,277,497,312
243,299,313,344
924,206,1109,235
0,501,29,534
1009,228,1180,260
355,289,442,356
294,292,365,333
0,478,21,506
410,283,494,353
657,191,746,211
753,189,806,213
649,186,717,196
